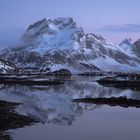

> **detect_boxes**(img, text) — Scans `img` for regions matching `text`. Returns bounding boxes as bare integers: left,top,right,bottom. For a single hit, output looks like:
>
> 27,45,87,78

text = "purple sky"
0,0,140,47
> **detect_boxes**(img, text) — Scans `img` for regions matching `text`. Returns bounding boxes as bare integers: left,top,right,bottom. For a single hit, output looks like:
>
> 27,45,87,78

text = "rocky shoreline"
97,73,140,90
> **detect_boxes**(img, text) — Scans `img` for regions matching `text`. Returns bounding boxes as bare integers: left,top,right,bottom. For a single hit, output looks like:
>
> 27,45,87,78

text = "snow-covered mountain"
0,17,140,73
0,59,16,74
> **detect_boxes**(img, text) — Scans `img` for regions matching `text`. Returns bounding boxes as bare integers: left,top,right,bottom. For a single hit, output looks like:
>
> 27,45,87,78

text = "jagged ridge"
0,17,140,73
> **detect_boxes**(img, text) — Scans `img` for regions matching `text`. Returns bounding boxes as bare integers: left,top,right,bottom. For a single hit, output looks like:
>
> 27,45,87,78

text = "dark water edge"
10,106,140,140
0,100,37,140
0,75,140,140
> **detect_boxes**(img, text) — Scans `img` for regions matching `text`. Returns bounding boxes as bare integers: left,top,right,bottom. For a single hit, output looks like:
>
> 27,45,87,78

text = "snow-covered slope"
0,59,16,74
1,17,140,73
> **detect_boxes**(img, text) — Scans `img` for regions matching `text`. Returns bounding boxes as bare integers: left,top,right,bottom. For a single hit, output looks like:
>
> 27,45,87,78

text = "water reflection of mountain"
0,100,37,140
0,79,140,126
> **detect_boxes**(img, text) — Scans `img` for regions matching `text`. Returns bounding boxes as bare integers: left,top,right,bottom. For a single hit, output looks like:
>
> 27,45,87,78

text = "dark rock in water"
97,73,140,90
98,73,140,82
51,69,72,75
78,71,105,76
73,97,140,108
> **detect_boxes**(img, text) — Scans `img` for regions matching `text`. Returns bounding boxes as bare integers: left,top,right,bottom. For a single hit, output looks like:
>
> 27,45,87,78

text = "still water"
0,76,140,140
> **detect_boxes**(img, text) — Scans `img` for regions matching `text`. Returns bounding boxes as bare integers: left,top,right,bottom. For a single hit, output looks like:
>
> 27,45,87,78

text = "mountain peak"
53,17,75,26
86,33,106,44
26,17,76,33
22,17,79,43
119,38,132,46
27,17,75,31
22,17,84,52
119,38,134,55
27,18,47,31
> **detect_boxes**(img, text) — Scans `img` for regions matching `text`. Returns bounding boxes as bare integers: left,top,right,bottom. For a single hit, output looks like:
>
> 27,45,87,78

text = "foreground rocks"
0,100,37,140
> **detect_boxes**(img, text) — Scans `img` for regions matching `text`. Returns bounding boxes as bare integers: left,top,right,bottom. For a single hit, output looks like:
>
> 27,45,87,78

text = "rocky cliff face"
0,17,140,73
133,39,140,57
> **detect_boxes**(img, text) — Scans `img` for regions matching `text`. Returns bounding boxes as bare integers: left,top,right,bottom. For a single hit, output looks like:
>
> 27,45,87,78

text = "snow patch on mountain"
0,59,16,74
119,38,135,57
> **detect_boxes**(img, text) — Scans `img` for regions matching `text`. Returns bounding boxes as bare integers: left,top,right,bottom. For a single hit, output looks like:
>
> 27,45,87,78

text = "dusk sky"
0,0,140,46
